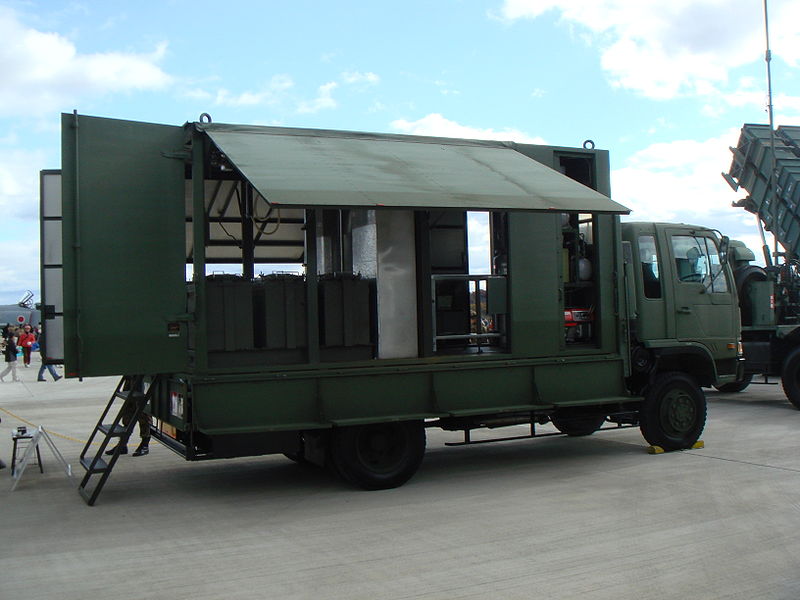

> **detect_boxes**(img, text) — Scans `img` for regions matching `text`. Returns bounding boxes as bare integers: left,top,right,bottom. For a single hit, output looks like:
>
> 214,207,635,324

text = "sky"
1,0,799,304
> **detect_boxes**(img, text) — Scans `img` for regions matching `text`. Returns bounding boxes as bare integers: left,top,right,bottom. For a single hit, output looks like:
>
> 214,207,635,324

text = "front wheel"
781,348,800,409
640,372,706,451
330,421,426,490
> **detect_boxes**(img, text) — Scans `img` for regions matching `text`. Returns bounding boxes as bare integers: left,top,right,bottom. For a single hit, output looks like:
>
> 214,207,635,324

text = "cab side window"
704,238,729,293
637,235,661,298
671,235,729,293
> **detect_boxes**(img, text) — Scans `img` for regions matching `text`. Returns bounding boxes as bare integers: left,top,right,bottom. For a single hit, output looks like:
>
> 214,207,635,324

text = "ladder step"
80,456,109,473
77,374,152,506
98,424,127,436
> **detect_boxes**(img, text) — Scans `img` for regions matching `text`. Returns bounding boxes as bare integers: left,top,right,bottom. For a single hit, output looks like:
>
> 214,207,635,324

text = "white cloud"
497,0,800,101
613,129,761,247
342,71,380,85
434,80,460,96
0,236,40,305
0,144,49,303
646,117,673,136
0,148,48,219
773,93,800,121
213,75,294,107
0,8,172,116
390,113,545,143
614,131,737,220
182,88,214,101
297,81,338,114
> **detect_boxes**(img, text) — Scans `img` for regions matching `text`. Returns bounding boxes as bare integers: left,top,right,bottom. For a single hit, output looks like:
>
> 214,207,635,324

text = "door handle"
677,307,692,314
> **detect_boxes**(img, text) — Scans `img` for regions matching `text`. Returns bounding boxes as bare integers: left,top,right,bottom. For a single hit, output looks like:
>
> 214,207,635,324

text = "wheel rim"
659,388,696,436
355,425,407,474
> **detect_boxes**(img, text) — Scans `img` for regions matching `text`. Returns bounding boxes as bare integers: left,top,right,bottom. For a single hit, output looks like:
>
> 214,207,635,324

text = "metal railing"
431,274,506,352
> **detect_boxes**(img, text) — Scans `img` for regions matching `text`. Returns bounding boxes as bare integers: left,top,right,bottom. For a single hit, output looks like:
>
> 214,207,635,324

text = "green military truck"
722,123,800,407
40,114,742,504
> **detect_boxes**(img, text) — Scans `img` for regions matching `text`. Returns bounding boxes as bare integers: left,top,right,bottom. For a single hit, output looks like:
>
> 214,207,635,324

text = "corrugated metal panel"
726,124,800,256
40,170,64,364
200,124,629,214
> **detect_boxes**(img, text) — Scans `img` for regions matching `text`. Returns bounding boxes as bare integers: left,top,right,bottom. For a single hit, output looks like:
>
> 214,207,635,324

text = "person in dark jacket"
1,327,20,382
36,327,62,382
105,377,151,457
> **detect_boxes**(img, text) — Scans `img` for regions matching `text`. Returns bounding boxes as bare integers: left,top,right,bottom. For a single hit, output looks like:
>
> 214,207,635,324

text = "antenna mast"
764,0,779,261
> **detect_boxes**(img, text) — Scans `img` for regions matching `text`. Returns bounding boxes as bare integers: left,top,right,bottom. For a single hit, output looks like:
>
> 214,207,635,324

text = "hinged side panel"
40,169,64,364
61,114,188,377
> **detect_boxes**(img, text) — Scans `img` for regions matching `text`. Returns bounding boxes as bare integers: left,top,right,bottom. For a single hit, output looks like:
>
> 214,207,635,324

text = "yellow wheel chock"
647,440,704,454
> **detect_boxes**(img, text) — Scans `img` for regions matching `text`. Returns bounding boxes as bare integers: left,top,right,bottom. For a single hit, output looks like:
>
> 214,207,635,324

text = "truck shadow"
420,432,642,481
101,431,644,507
707,390,798,412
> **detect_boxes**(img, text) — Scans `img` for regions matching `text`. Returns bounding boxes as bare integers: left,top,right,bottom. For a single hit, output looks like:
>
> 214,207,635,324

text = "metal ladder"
78,374,153,506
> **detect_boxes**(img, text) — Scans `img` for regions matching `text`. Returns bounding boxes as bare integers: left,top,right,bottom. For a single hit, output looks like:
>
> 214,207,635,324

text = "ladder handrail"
79,376,130,465
78,374,156,506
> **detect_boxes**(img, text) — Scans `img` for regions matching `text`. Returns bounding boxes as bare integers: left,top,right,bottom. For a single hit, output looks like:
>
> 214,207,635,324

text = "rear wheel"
551,409,606,436
283,451,307,464
640,372,706,450
330,421,426,490
714,374,753,393
781,348,800,409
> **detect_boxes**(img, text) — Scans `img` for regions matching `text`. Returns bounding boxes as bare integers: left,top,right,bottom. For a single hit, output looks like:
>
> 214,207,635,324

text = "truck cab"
621,222,742,392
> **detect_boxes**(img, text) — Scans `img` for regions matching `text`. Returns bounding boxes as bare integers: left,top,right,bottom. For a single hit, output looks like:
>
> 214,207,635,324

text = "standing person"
36,327,61,382
0,327,20,382
18,324,36,368
106,404,151,456
105,379,151,457
105,406,150,456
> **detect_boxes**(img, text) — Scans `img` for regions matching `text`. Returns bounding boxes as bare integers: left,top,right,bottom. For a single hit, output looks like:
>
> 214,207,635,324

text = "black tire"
330,421,426,490
551,408,606,437
781,348,800,409
283,433,307,463
714,374,753,393
640,372,707,451
734,265,767,326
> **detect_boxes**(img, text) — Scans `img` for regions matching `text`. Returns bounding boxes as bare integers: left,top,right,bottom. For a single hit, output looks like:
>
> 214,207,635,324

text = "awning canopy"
198,124,629,214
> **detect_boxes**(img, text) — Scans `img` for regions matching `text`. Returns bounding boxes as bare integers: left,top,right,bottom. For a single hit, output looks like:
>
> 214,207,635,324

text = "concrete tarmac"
2,357,800,599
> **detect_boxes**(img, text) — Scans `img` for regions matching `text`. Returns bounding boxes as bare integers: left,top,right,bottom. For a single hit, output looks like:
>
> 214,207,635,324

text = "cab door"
666,231,737,345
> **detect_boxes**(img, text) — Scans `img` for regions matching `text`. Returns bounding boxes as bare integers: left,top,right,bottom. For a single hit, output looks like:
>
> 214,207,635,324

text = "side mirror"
718,235,730,265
